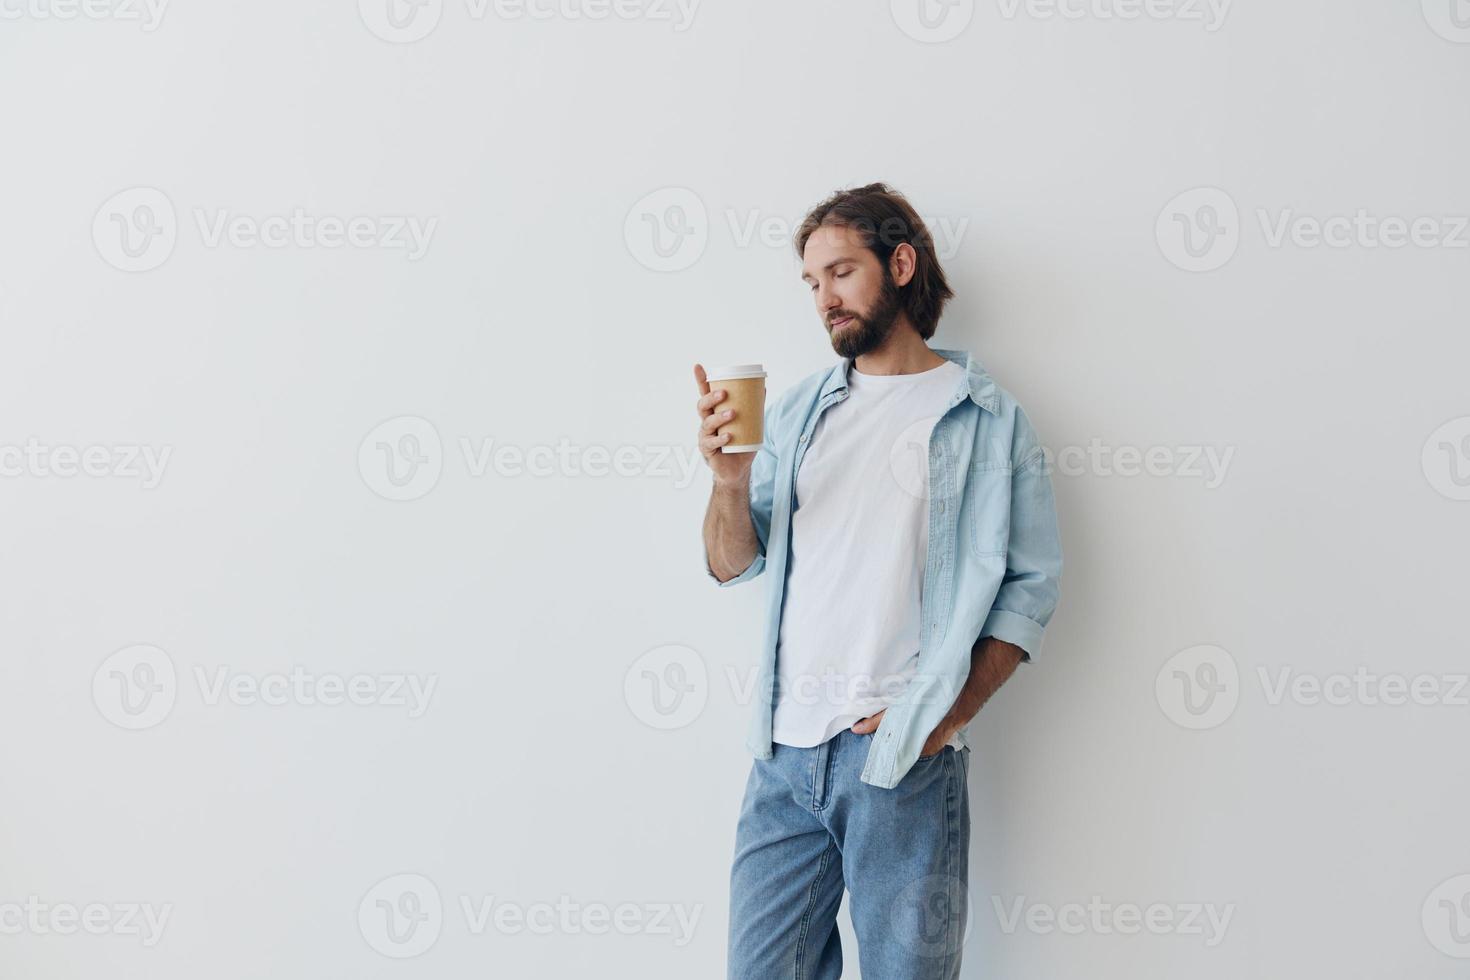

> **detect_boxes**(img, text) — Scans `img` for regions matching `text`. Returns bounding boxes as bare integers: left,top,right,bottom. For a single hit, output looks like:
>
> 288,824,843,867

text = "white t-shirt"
772,358,967,750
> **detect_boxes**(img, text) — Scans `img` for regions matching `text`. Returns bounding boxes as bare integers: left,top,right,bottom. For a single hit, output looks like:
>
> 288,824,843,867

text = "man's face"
800,223,903,360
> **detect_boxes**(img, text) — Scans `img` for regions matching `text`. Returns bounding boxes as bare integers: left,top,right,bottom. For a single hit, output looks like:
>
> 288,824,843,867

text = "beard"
827,270,903,360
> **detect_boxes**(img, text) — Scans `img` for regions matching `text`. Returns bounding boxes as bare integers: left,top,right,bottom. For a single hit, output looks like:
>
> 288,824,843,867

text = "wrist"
711,475,751,495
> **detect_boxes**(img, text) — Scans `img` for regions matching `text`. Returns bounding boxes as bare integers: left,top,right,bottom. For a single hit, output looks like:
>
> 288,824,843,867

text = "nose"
816,284,841,314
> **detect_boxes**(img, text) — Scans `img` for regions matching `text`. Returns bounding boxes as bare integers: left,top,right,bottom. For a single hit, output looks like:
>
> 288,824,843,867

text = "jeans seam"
944,749,958,975
793,839,837,980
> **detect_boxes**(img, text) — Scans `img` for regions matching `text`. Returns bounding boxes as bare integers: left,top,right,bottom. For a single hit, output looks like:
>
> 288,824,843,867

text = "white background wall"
2,0,1467,976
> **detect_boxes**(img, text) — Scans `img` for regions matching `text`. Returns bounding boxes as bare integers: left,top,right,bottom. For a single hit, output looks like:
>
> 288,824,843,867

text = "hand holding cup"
694,363,765,486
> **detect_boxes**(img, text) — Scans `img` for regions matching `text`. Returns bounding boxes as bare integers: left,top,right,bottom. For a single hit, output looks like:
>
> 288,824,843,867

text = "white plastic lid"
706,363,766,381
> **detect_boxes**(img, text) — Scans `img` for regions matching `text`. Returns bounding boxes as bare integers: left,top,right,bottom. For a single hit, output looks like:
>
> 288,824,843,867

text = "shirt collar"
818,345,999,414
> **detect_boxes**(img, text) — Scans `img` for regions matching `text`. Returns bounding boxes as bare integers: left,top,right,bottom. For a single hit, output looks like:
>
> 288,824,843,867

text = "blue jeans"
727,727,972,979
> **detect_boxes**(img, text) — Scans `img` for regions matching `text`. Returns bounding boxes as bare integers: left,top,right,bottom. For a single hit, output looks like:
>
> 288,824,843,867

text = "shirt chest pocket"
966,461,1012,558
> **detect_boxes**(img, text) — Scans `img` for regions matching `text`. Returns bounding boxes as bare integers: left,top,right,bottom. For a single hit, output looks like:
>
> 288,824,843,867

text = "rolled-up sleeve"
704,400,779,587
979,445,1062,660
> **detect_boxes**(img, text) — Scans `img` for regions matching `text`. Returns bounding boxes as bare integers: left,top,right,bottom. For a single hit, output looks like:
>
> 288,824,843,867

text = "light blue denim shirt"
705,346,1063,789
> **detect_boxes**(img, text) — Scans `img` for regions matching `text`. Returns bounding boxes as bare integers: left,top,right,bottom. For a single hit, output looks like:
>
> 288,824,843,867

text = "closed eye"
809,271,852,291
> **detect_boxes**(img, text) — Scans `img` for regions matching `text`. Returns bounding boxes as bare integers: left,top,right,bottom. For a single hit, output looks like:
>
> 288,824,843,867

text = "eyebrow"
800,257,857,282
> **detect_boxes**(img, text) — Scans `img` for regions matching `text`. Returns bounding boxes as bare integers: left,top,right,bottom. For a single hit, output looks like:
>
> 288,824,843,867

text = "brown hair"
794,182,955,340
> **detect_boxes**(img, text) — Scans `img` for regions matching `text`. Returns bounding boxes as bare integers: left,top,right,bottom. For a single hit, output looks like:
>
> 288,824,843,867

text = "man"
696,183,1063,979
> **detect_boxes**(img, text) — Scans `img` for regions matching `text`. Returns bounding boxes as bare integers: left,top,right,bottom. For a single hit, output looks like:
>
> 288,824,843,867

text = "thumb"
850,709,886,734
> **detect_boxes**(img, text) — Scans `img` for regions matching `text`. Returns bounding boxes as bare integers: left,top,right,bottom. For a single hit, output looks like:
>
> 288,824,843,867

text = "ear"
889,242,917,288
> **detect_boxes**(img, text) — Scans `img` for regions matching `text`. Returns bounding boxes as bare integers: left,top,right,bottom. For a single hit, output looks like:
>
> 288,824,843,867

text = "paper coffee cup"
706,363,766,453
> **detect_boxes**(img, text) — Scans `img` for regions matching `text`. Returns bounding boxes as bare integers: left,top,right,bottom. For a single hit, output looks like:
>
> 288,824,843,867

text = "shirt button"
937,501,946,513
799,434,808,443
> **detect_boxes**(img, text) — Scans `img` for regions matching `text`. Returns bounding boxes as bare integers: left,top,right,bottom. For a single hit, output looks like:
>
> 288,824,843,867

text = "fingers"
693,363,710,397
699,430,733,456
702,407,733,434
695,387,726,416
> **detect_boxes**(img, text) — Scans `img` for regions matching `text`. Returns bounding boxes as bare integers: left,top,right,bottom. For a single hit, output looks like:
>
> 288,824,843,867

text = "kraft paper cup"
706,363,766,453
